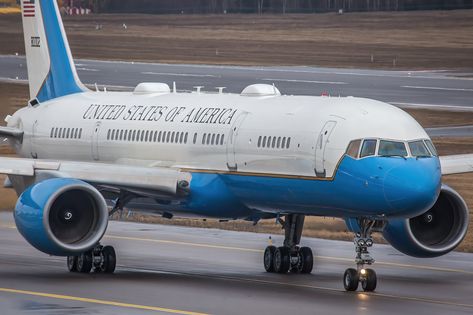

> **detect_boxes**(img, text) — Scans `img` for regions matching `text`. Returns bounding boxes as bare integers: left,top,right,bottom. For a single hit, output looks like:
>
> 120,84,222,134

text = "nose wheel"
67,244,116,274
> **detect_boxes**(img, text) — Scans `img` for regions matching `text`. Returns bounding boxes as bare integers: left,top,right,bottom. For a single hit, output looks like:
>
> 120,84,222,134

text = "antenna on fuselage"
173,81,177,93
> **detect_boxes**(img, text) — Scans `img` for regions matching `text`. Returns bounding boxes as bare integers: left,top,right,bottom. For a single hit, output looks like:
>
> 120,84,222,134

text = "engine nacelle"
14,178,108,256
383,184,469,258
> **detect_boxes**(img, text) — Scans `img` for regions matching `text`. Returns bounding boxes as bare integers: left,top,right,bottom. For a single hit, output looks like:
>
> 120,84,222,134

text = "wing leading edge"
440,154,473,175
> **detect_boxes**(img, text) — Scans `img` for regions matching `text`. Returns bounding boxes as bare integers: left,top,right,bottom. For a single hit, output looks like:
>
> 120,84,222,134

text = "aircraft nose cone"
383,158,441,216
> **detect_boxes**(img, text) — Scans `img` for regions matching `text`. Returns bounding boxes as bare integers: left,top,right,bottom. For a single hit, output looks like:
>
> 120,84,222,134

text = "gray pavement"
1,212,473,315
1,55,473,109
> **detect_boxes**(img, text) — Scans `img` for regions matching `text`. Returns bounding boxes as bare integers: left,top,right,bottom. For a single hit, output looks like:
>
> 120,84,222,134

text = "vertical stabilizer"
20,0,86,102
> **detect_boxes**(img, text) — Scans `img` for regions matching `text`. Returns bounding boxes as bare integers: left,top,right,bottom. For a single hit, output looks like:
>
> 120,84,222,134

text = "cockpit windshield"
346,138,435,159
378,140,408,157
409,140,431,157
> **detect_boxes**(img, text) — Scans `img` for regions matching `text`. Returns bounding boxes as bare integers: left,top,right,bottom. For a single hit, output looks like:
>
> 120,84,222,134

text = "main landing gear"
344,218,379,292
263,214,314,274
67,244,116,274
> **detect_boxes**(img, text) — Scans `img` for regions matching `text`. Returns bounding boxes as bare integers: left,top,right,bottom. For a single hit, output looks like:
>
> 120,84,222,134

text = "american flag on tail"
23,0,36,18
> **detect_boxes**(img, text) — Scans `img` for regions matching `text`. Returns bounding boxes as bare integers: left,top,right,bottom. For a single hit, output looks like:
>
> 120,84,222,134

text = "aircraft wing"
0,156,191,197
440,154,473,175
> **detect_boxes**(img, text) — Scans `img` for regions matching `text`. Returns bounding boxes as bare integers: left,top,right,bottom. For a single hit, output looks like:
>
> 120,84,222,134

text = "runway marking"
106,235,473,275
0,287,209,315
107,235,262,253
402,85,473,92
124,266,473,310
76,67,99,72
261,78,347,85
142,71,219,78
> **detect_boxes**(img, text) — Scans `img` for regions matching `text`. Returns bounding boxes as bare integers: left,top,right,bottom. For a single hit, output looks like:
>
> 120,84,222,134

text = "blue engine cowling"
383,184,469,258
14,178,109,256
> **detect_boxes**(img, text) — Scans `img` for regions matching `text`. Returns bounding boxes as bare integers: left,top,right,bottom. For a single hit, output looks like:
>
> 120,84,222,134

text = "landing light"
360,268,367,275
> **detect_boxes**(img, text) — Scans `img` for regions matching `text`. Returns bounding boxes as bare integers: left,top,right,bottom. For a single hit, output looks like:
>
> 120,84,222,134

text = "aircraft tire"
361,268,377,292
67,256,78,272
102,246,116,274
298,247,313,274
264,246,276,272
343,268,359,291
273,247,290,274
77,251,93,273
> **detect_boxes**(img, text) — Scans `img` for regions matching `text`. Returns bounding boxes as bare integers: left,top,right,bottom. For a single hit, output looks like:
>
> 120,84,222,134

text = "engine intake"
14,178,108,256
383,184,469,258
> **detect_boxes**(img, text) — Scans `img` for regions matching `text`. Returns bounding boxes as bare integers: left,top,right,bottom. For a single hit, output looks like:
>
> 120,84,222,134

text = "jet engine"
383,184,469,258
14,178,108,256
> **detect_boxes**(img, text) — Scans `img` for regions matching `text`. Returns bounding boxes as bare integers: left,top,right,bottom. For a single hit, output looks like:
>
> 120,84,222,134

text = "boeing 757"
1,0,472,291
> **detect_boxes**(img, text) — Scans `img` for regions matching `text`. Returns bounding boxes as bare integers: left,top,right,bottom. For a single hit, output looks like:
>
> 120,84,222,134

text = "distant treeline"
91,0,473,14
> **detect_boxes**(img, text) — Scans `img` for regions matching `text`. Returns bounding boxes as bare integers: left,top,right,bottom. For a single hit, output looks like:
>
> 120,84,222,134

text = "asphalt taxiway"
1,212,473,315
1,55,473,110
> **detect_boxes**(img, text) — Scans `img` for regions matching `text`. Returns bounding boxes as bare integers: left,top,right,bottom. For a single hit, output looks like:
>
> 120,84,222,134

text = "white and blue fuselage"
9,87,441,221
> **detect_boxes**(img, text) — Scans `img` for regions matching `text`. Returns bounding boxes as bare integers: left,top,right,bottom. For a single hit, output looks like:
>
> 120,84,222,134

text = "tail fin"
20,0,86,102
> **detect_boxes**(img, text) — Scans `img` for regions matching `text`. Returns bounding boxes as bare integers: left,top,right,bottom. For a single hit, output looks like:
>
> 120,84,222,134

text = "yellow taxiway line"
0,288,209,315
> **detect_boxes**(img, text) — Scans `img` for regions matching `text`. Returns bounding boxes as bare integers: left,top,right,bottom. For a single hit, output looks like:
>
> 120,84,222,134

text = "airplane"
1,0,472,292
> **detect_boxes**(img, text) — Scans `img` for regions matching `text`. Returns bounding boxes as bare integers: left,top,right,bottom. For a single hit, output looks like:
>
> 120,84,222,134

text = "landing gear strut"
263,214,313,274
67,244,116,274
344,218,379,292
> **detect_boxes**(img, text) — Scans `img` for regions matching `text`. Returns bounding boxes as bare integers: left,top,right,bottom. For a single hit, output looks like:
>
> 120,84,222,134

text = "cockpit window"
346,139,361,158
424,140,438,156
360,139,377,158
409,140,431,157
378,140,408,157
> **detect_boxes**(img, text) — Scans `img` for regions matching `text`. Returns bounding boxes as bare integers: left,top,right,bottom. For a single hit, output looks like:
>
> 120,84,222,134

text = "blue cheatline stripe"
36,0,84,102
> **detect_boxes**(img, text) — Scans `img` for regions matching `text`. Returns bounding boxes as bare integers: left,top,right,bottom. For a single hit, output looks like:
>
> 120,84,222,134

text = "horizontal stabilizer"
0,126,24,140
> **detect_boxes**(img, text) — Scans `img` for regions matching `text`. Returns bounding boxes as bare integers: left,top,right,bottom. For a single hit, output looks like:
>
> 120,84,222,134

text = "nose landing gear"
263,214,314,274
344,218,380,292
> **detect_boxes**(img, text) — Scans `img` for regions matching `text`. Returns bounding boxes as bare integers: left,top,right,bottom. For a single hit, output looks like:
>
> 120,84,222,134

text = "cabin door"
226,112,248,171
92,121,101,161
315,121,337,177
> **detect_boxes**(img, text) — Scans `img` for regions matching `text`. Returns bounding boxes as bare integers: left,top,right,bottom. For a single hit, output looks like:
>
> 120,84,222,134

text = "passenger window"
119,130,123,141
257,136,262,148
216,134,220,145
54,128,58,138
157,131,162,142
107,130,111,140
379,140,407,157
124,130,128,140
78,129,82,139
145,130,149,142
409,140,431,157
50,128,54,138
424,140,438,156
141,130,145,142
360,139,377,157
185,132,188,144
207,134,211,145
262,136,267,148
346,139,362,158
286,137,291,149
202,133,206,145
180,132,184,143
153,131,157,142
171,131,175,143
272,137,276,148
66,128,70,139
211,134,215,145
220,134,224,145
166,131,171,143
277,137,281,148
193,133,197,144
132,130,136,141
282,137,286,148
